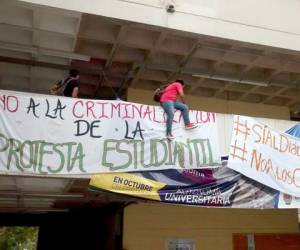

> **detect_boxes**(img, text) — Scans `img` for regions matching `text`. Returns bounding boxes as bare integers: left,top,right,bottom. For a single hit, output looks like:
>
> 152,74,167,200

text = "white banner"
228,115,300,196
0,90,221,175
277,192,300,208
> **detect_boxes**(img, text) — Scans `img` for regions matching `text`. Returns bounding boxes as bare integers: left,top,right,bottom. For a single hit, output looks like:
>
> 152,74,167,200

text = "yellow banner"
89,173,166,200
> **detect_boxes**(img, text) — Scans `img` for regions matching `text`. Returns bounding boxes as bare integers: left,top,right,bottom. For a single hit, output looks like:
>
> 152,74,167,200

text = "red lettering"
286,169,294,185
266,159,275,175
262,125,268,144
209,112,216,123
195,112,216,124
142,106,152,121
264,130,272,146
7,96,18,112
0,95,5,110
252,124,262,143
293,168,300,188
152,106,162,123
111,103,121,118
72,100,84,118
86,101,96,119
273,134,279,151
0,95,19,112
132,104,143,120
200,112,210,123
290,142,296,155
297,145,300,157
121,103,131,119
279,134,288,152
96,102,109,119
251,149,262,171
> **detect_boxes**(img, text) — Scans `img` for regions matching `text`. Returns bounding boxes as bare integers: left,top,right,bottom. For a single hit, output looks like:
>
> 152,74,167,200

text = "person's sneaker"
185,123,198,130
166,133,175,140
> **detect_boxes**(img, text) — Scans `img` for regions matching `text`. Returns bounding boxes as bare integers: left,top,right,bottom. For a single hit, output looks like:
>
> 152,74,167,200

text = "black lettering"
53,99,66,120
132,121,144,140
45,99,56,119
45,99,66,119
90,121,102,138
124,120,133,139
74,120,90,136
74,120,102,138
26,98,40,118
124,120,144,140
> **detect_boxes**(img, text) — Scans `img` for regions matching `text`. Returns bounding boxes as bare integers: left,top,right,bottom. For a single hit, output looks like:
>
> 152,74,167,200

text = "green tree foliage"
0,227,38,250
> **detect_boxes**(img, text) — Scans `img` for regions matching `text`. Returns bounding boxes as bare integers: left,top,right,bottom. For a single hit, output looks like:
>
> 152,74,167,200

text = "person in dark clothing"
63,69,79,97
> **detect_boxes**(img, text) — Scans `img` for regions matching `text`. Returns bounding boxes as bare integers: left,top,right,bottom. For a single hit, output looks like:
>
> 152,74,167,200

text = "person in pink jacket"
160,79,197,140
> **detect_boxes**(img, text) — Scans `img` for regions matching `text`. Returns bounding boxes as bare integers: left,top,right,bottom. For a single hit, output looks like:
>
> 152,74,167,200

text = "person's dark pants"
160,101,190,135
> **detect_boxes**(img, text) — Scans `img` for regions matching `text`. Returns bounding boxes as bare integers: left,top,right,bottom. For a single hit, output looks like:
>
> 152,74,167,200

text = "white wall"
20,0,300,51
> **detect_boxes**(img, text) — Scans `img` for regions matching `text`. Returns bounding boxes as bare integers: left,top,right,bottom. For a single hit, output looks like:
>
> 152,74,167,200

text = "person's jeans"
160,101,190,134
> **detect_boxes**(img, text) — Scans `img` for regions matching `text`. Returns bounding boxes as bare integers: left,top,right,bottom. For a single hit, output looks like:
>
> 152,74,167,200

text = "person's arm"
72,87,79,98
178,88,186,104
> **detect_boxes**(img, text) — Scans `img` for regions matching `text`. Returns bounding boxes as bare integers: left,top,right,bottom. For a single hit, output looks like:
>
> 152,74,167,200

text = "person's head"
176,79,185,86
69,69,79,79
